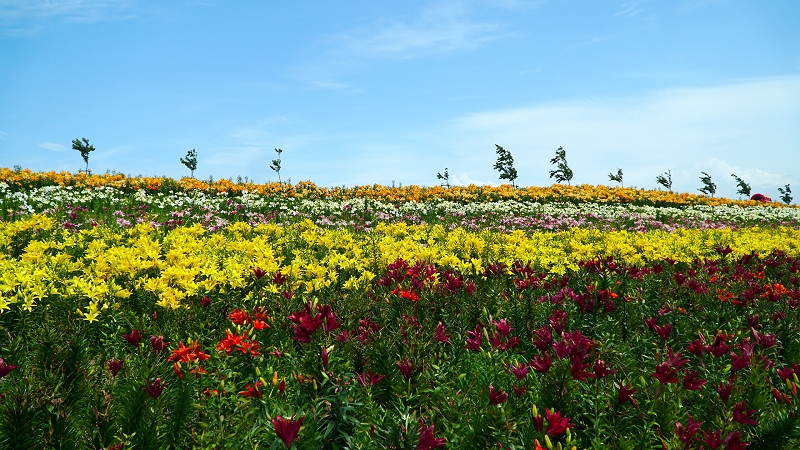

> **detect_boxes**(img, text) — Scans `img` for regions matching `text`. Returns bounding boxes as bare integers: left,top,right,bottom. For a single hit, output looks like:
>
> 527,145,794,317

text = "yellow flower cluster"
1,168,792,207
2,216,799,321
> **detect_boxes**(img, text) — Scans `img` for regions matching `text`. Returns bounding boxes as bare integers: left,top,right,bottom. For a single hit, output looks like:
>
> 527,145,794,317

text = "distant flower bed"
1,168,794,207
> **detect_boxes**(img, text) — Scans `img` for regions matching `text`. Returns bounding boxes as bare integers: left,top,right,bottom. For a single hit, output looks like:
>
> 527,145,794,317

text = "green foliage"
656,169,673,192
779,184,793,205
608,168,623,187
493,144,518,188
71,138,95,174
731,173,751,198
698,171,716,197
180,149,198,178
436,168,451,188
271,148,283,184
549,146,573,186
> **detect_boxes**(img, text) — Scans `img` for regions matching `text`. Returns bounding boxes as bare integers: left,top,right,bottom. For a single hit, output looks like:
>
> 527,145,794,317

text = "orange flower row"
1,167,793,208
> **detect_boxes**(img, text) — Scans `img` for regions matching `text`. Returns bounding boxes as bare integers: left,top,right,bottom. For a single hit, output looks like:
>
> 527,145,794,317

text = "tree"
698,172,716,197
437,168,451,188
608,168,623,187
778,184,793,205
270,148,283,183
180,149,198,177
731,174,751,198
493,144,518,188
549,146,573,185
72,138,95,174
656,170,673,192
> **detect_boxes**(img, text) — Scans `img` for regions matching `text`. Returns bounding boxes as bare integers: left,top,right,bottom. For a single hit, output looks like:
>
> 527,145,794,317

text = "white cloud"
706,158,792,190
443,75,800,197
451,172,498,186
337,2,503,60
39,142,67,151
0,131,6,140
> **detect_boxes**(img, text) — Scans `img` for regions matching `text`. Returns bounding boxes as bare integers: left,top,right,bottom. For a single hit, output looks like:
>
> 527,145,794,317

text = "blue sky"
1,1,798,199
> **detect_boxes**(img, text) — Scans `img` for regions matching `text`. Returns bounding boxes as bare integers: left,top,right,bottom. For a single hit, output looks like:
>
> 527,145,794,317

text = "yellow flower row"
2,216,799,320
1,168,791,207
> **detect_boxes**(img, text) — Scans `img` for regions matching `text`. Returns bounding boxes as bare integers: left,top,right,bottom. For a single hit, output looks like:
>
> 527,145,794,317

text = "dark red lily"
682,370,707,391
618,384,639,409
107,359,123,377
545,408,573,436
397,358,413,382
272,415,304,449
416,419,446,450
529,353,552,373
732,400,758,426
0,358,19,378
121,329,143,347
488,385,508,405
143,377,164,399
433,321,451,344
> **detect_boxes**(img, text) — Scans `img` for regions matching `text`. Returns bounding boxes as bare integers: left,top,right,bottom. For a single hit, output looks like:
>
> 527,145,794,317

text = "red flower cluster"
288,302,341,343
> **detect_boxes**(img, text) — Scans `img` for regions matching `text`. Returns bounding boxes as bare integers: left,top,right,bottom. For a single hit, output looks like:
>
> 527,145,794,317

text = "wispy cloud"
39,142,67,151
444,75,800,196
1,0,137,34
336,2,503,60
614,1,648,17
295,1,511,89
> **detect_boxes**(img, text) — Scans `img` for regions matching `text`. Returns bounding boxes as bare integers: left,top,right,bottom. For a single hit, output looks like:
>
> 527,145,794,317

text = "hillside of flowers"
1,170,800,449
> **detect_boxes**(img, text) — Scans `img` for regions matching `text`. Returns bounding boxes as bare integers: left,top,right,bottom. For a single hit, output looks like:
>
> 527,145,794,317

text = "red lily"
0,358,20,378
272,415,304,449
545,408,573,436
488,385,508,405
732,400,758,426
416,419,446,450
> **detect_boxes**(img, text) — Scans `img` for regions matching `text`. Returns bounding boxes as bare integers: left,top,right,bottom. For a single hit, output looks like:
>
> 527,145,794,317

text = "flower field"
1,172,800,449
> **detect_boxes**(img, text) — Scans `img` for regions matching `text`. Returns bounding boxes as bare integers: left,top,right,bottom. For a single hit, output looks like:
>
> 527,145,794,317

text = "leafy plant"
72,138,95,175
180,149,198,178
656,170,673,192
549,146,573,186
437,168,451,188
271,148,283,184
493,145,518,188
608,168,623,187
731,174,751,198
698,172,716,197
778,184,793,205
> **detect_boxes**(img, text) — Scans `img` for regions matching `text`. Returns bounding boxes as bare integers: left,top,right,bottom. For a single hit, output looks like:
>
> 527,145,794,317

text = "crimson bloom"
545,408,573,436
488,385,508,405
433,322,451,344
107,359,123,377
355,370,385,388
397,358,414,382
732,400,758,426
0,358,20,378
510,363,529,380
272,415,304,449
150,335,170,353
682,370,707,391
143,377,165,399
618,384,639,409
239,382,263,398
676,414,702,448
416,420,446,450
121,329,143,347
529,354,552,373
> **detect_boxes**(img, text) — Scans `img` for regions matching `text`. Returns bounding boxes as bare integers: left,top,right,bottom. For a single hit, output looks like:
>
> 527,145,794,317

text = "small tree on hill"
180,149,198,177
698,172,716,197
549,146,573,186
778,184,793,205
731,174,750,198
437,168,451,188
608,168,623,187
72,138,95,175
270,148,283,184
493,144,518,188
656,170,673,192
